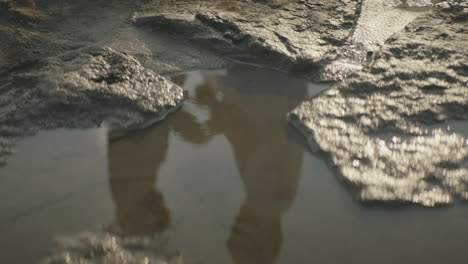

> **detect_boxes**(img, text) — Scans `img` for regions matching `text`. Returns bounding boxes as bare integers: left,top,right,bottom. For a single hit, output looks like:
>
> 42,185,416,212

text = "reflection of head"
227,204,282,264
170,74,187,87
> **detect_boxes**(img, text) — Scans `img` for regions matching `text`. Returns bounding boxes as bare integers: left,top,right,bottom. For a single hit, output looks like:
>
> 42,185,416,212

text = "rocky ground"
0,0,467,261
134,0,360,79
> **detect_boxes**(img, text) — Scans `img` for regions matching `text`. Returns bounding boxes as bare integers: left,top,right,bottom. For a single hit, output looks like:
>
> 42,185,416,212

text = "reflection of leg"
111,180,170,237
233,132,303,217
226,126,302,263
108,127,171,237
227,203,282,264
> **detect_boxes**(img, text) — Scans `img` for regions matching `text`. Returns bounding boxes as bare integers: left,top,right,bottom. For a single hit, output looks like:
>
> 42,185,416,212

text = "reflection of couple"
108,66,307,264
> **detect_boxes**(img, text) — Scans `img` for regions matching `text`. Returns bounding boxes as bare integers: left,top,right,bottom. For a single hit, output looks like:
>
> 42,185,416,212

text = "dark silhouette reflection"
14,0,35,8
173,65,308,264
108,74,210,237
107,65,308,263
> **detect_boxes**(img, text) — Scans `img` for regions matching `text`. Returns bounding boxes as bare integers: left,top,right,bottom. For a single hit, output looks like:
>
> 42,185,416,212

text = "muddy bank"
135,0,361,78
0,1,185,164
134,0,453,81
0,45,184,165
289,3,468,206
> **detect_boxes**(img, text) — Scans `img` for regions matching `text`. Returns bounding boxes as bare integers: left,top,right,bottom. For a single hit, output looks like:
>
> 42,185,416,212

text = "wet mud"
0,0,468,262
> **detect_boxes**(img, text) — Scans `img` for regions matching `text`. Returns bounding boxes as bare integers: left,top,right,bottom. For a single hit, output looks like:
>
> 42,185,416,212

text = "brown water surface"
0,65,467,264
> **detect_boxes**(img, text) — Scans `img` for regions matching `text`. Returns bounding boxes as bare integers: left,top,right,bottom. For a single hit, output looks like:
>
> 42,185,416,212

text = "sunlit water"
1,65,467,264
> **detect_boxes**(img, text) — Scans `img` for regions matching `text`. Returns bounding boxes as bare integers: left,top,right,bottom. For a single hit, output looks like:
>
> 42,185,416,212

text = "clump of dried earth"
40,231,183,264
290,2,468,206
0,44,184,164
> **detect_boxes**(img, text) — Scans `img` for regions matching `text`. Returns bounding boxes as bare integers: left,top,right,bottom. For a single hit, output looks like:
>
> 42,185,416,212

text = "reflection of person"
108,65,307,263
191,65,307,264
108,74,209,237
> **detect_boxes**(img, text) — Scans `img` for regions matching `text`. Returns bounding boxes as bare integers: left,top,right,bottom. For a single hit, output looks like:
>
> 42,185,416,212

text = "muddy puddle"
1,65,467,264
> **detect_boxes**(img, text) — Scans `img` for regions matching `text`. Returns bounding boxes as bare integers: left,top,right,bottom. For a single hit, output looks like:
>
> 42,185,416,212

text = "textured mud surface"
289,3,468,206
0,46,184,165
135,0,361,78
0,1,186,165
41,232,183,264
